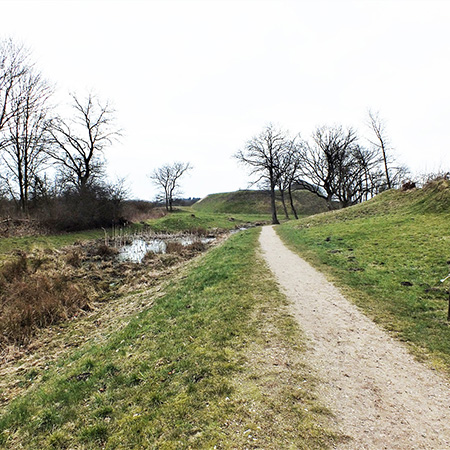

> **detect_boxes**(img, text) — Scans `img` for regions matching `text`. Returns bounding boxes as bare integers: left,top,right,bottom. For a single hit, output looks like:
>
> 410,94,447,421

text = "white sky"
1,0,449,200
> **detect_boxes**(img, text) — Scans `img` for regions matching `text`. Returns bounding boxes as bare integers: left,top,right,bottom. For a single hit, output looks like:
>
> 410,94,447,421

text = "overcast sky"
1,0,449,200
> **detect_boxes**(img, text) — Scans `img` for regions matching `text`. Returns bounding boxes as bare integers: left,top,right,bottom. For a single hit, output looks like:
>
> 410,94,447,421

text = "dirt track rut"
259,225,450,449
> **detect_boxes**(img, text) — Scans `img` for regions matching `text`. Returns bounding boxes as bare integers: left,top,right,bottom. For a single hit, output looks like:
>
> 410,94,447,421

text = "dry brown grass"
165,241,184,254
0,235,213,352
185,241,206,252
0,251,96,347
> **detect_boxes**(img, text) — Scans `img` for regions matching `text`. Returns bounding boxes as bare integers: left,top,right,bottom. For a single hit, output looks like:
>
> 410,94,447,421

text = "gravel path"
259,225,450,450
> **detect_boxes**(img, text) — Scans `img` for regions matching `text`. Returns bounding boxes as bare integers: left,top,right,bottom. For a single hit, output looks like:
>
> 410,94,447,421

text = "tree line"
236,119,408,224
0,38,196,230
0,39,130,230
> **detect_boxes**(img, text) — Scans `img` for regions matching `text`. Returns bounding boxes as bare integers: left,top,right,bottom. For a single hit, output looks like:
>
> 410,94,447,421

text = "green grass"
193,189,329,217
0,229,342,449
142,207,270,233
0,229,105,257
277,180,450,374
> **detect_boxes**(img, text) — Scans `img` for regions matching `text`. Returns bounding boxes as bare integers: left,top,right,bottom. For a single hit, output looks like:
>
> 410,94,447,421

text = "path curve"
259,225,450,450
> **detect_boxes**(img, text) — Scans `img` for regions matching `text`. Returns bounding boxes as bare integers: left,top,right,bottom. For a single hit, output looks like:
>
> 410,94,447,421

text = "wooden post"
448,291,450,321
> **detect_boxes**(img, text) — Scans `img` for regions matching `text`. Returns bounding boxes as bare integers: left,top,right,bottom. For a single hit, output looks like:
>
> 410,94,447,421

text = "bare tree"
285,139,305,219
151,162,192,211
274,137,304,219
0,68,53,212
0,38,29,133
297,125,358,209
48,92,121,191
235,124,288,224
334,144,382,207
367,110,392,190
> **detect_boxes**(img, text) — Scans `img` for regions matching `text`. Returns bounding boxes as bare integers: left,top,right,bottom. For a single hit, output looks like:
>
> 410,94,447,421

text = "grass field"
0,229,343,449
0,229,105,257
277,179,450,374
141,207,270,233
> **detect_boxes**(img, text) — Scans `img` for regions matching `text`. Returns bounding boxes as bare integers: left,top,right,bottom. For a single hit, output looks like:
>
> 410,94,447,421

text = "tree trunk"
279,189,289,219
326,193,334,210
381,144,391,189
288,184,298,219
270,184,280,225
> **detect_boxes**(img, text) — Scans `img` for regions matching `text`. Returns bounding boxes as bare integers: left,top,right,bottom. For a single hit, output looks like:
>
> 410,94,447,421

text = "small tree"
235,124,288,225
48,92,121,192
367,110,392,190
150,162,192,211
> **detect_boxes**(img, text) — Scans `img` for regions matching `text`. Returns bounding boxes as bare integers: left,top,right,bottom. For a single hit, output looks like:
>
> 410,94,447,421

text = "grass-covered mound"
193,189,329,217
277,178,450,374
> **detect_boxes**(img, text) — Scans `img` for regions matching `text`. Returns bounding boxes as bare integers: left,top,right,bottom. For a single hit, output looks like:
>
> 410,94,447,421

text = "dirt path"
259,225,450,450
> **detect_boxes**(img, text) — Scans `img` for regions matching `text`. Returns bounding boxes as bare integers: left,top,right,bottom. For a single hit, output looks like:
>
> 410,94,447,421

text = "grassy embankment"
140,207,271,233
192,189,329,218
0,229,105,259
277,179,450,374
0,228,343,449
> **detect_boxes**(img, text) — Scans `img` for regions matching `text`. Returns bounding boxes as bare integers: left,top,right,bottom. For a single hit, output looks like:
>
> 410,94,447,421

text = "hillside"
277,178,450,374
193,189,329,217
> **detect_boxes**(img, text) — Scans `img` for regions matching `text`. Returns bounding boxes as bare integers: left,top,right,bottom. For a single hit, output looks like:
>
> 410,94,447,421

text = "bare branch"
150,161,192,211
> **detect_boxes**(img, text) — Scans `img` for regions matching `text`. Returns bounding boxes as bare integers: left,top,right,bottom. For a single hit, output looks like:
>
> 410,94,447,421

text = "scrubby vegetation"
277,177,450,373
0,233,211,354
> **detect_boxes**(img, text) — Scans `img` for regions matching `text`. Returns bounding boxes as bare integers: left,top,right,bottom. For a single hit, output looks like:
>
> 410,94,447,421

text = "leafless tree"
235,124,289,224
297,125,358,209
0,68,53,212
274,137,304,219
0,38,29,133
334,144,383,207
48,92,121,191
367,110,392,190
150,161,192,211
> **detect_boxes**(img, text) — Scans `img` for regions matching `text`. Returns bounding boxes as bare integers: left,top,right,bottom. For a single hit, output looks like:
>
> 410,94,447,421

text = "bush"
36,183,126,232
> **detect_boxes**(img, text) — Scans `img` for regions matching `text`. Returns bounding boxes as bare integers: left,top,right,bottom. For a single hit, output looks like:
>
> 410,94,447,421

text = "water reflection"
118,236,216,263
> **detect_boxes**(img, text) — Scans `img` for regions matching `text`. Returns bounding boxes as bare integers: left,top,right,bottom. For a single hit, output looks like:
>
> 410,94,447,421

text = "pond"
118,235,216,263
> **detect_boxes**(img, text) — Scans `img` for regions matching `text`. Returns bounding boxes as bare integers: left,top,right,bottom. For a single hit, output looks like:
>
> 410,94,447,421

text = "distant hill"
193,189,329,217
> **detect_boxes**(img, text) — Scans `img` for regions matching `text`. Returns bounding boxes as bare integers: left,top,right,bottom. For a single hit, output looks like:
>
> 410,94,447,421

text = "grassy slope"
0,229,342,449
0,229,105,257
277,180,450,374
141,207,270,233
193,189,329,217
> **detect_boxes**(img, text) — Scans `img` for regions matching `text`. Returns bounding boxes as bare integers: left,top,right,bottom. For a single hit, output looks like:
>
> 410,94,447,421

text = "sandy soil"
259,225,450,450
